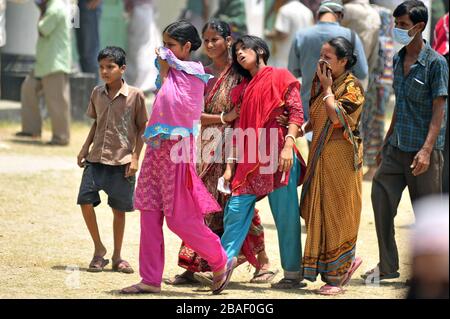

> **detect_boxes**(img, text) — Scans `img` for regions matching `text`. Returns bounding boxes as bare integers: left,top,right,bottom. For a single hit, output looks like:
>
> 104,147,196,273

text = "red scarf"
231,66,299,191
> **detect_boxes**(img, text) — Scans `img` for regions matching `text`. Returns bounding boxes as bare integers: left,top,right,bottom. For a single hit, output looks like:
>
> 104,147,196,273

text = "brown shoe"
15,131,41,138
46,140,69,146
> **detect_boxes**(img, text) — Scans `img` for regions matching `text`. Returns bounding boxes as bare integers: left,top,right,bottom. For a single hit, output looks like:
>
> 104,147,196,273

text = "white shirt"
271,0,314,68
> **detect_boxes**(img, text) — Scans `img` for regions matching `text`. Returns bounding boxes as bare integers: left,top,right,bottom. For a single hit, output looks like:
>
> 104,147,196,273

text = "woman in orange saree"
300,37,365,296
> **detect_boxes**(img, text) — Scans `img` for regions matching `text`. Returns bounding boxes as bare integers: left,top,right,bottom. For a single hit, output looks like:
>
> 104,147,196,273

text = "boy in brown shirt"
77,47,148,273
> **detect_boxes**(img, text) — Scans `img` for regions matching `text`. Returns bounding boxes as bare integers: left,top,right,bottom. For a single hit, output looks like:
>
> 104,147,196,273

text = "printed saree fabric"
301,71,365,286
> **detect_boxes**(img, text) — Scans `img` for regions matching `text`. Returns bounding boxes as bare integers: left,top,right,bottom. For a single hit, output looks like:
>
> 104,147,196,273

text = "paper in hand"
217,177,231,194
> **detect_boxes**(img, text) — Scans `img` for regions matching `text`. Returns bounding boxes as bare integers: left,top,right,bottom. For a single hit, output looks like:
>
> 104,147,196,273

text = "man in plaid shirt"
363,0,448,283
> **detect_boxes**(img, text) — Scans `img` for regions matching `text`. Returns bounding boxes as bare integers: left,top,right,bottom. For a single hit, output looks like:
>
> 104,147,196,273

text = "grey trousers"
20,71,71,144
371,144,443,274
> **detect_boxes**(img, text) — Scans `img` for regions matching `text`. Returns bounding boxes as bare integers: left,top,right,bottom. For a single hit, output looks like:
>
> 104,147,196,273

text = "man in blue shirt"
288,0,368,119
363,0,448,283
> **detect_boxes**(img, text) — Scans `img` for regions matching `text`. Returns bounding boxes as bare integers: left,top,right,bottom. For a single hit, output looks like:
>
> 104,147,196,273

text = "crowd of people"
4,0,448,298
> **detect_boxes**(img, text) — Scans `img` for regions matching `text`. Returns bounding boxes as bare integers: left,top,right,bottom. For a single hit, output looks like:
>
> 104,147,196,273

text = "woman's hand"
278,146,294,173
276,109,289,127
223,107,239,123
316,62,333,90
222,166,234,182
155,48,170,81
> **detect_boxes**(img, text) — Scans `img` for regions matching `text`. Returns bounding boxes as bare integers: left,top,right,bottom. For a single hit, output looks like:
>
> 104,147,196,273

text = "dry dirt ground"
0,121,414,299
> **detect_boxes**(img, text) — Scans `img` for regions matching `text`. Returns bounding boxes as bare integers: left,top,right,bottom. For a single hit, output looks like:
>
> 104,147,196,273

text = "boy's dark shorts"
77,161,136,212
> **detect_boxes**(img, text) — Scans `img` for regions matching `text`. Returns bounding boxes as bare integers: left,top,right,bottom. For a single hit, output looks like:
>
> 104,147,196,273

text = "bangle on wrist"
285,134,296,143
220,112,227,125
323,93,334,101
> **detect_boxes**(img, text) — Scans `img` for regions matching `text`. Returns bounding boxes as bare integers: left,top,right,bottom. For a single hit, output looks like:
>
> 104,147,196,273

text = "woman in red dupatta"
217,35,307,289
166,21,278,286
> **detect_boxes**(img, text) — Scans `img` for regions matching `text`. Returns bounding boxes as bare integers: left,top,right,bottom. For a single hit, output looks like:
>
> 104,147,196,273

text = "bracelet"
285,134,296,143
220,112,227,125
226,157,238,161
323,93,334,101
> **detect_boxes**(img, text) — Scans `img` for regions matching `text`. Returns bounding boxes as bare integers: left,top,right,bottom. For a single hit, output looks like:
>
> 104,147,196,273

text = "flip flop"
341,257,363,286
250,269,279,284
193,272,214,287
87,256,109,273
112,259,134,274
165,272,200,286
361,266,400,282
271,278,307,289
120,284,160,295
212,257,237,295
316,284,345,296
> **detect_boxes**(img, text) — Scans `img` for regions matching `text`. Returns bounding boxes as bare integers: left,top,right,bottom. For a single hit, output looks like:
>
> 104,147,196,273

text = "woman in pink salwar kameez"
121,21,236,295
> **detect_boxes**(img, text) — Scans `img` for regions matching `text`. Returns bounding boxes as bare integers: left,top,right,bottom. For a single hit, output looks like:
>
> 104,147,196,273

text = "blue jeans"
76,0,102,76
221,154,302,275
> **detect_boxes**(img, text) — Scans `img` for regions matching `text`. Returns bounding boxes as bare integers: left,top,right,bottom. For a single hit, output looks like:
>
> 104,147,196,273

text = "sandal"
361,266,400,283
250,269,279,284
87,256,109,273
316,284,344,296
165,271,200,285
271,278,307,290
212,257,237,295
112,259,134,274
120,283,161,294
341,257,362,286
193,272,214,287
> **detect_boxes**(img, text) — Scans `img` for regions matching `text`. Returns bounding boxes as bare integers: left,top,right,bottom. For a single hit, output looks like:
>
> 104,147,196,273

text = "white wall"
153,0,186,30
3,1,39,55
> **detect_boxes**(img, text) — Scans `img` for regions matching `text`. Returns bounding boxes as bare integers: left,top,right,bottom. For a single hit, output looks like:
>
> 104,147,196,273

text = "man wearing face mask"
363,0,448,283
288,0,368,120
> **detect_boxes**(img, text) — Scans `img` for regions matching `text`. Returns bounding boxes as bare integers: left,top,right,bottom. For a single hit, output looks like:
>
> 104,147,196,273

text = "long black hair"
231,35,270,79
163,20,202,52
327,36,357,70
202,19,231,39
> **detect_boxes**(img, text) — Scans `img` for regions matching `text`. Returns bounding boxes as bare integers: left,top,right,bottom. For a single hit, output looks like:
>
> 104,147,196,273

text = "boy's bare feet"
120,282,161,294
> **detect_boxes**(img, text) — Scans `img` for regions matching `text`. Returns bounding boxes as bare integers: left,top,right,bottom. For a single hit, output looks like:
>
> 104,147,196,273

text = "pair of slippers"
315,257,363,296
87,256,134,274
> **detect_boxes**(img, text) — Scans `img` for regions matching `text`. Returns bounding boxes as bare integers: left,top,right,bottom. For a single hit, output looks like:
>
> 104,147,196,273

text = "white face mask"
393,25,417,46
